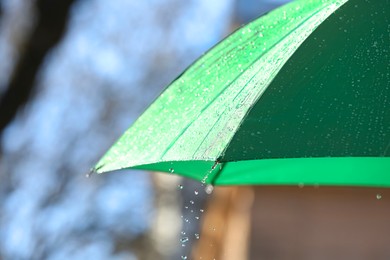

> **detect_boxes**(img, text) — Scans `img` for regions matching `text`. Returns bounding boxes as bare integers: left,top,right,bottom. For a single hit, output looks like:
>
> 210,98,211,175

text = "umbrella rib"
192,71,262,159
216,3,345,161
224,5,343,147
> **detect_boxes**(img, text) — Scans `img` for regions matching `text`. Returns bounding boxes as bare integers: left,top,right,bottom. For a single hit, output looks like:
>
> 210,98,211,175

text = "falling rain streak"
178,162,219,258
179,178,215,260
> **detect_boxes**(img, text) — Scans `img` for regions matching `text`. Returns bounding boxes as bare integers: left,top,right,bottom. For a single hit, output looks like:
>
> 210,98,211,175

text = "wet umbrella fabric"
94,0,390,186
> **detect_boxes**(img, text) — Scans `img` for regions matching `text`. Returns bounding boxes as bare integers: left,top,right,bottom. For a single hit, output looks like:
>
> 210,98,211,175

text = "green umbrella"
93,0,390,187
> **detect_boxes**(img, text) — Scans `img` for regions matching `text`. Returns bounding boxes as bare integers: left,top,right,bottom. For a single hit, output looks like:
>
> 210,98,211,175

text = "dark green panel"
223,0,390,161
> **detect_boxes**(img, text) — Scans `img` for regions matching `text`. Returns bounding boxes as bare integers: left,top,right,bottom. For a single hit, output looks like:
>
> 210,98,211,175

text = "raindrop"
376,194,382,200
195,216,200,220
194,190,199,195
200,209,204,213
190,200,195,205
178,184,183,190
181,231,186,235
181,256,187,260
180,237,189,243
205,184,214,194
169,168,175,173
195,233,200,240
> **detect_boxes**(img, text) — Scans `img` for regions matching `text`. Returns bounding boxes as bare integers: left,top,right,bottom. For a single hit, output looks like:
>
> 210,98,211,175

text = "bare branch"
0,0,78,136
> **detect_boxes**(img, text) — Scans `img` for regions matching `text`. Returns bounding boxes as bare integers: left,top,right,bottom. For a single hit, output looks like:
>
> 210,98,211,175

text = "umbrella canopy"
94,0,390,186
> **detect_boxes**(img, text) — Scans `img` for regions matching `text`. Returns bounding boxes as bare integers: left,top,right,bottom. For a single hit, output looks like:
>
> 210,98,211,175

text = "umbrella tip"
211,159,221,170
201,160,223,186
86,164,104,178
86,168,95,178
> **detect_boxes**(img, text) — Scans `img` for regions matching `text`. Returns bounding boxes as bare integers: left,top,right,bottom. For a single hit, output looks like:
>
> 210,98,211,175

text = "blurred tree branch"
0,0,78,137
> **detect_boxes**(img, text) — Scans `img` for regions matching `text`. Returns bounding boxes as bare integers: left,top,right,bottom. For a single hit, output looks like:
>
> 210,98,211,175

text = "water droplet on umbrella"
200,209,204,213
190,200,194,204
376,194,382,200
194,190,199,195
169,168,174,173
195,233,200,239
195,216,200,220
181,256,187,259
178,184,183,190
201,173,209,184
181,231,186,235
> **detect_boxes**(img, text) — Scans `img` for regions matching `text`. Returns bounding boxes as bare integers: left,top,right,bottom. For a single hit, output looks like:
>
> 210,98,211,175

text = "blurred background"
1,0,390,260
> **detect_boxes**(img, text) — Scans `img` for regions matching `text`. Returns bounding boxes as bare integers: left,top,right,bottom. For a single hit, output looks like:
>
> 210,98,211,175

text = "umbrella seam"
191,71,261,159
